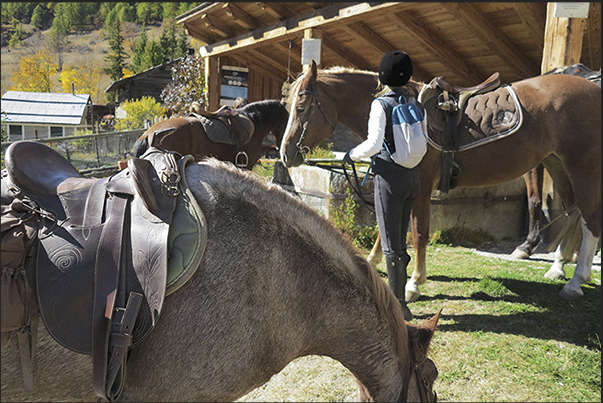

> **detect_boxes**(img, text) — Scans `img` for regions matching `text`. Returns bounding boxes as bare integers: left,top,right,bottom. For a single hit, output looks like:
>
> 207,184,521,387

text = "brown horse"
280,61,601,300
133,99,289,169
1,157,440,402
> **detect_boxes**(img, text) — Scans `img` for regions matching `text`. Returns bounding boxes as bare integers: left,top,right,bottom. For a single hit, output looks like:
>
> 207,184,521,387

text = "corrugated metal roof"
1,91,91,125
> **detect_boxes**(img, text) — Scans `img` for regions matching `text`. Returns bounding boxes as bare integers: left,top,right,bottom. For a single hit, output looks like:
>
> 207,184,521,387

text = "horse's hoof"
558,285,584,300
511,248,530,259
405,282,420,303
544,267,565,280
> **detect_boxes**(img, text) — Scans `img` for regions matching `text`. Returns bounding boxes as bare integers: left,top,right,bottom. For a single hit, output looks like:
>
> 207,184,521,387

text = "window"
50,126,63,137
8,125,22,141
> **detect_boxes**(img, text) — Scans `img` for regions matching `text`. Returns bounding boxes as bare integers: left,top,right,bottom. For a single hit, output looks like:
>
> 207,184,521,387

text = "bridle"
294,82,336,156
398,347,437,402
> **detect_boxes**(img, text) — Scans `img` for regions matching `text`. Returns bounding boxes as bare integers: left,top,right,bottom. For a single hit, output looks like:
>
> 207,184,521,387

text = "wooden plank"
205,56,221,111
256,2,298,20
200,13,234,38
223,3,262,31
541,3,587,72
442,3,540,79
389,11,485,83
343,21,394,55
321,35,375,71
512,2,546,50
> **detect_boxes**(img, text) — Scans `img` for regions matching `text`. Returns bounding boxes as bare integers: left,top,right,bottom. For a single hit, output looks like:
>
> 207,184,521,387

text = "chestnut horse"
280,61,600,300
1,157,441,402
132,99,289,169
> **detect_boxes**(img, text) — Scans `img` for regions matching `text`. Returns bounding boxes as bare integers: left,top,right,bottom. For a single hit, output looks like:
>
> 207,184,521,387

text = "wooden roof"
178,2,601,88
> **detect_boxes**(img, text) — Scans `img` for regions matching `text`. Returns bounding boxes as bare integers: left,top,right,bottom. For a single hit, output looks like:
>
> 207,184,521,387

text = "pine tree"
131,24,149,74
142,36,164,69
31,4,46,30
104,18,129,81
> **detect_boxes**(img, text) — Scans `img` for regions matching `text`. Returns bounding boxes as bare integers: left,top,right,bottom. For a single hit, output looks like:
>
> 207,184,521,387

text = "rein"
398,346,436,402
295,82,336,156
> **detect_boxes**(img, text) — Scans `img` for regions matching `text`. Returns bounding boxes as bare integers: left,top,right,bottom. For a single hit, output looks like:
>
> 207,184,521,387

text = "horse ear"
408,309,442,357
310,60,318,80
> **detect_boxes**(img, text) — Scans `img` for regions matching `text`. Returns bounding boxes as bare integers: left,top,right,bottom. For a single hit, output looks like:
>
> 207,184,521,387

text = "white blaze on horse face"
280,92,301,153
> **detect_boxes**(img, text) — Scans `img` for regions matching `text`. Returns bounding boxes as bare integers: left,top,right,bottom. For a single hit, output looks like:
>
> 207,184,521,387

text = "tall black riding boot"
385,254,414,321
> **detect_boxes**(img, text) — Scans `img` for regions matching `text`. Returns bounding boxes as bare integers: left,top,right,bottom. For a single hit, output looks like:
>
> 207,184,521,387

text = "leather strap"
92,194,128,400
105,292,143,401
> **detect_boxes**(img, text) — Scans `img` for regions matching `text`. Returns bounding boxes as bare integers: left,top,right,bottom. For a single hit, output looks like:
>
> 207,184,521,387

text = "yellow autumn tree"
114,96,165,131
59,64,103,102
9,49,58,93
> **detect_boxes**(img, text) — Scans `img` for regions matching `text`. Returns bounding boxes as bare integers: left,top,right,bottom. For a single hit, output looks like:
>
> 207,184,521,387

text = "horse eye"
296,106,306,114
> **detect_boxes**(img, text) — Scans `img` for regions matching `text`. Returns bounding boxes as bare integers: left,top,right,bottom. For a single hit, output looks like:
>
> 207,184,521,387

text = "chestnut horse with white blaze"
280,61,600,301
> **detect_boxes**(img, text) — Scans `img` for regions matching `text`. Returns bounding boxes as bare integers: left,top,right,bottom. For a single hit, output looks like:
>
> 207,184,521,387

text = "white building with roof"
1,91,94,141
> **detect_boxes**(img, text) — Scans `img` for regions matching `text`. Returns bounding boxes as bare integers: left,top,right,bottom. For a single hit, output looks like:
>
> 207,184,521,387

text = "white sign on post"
301,38,321,66
553,2,590,18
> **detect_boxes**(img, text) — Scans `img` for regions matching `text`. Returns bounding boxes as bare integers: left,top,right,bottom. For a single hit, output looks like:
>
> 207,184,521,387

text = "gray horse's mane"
186,158,409,363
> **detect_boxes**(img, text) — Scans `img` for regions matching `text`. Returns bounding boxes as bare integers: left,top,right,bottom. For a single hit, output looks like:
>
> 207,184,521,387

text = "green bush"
331,189,378,250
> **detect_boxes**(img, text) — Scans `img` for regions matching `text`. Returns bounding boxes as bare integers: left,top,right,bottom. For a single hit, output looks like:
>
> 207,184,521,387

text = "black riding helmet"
379,50,413,87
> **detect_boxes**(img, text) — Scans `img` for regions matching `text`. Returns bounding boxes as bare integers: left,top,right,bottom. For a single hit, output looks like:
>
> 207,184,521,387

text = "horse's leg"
512,165,544,259
367,233,383,265
558,219,599,299
406,188,432,303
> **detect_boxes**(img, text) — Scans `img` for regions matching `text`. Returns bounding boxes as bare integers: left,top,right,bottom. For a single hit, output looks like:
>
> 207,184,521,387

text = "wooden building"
176,2,600,110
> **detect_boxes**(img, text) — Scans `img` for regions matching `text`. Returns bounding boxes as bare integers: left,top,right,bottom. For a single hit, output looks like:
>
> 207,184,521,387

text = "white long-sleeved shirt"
348,98,388,161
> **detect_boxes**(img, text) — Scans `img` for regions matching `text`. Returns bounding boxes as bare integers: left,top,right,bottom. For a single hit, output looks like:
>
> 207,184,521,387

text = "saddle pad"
426,85,523,152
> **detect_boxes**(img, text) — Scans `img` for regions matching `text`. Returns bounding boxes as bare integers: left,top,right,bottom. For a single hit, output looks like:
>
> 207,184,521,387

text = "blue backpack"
378,95,428,168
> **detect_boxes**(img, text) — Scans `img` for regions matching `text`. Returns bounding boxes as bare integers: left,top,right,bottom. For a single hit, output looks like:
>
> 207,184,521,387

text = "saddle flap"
127,158,159,214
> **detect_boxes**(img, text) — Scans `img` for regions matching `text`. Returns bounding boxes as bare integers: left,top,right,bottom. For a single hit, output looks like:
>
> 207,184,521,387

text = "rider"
343,50,423,321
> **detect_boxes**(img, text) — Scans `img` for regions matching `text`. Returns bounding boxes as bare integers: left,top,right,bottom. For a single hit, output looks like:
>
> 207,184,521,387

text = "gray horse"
2,158,440,402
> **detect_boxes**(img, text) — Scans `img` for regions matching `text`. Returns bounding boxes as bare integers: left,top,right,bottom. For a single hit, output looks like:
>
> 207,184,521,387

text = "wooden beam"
583,2,601,70
247,48,289,77
343,21,394,55
230,52,286,83
205,56,221,110
388,12,485,83
182,23,218,45
222,3,262,31
442,3,540,79
513,2,546,50
321,35,375,71
256,2,298,21
199,3,405,56
541,2,587,73
200,13,234,39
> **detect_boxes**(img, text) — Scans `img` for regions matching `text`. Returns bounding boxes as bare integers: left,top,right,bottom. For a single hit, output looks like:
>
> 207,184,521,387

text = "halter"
398,347,436,402
295,82,336,156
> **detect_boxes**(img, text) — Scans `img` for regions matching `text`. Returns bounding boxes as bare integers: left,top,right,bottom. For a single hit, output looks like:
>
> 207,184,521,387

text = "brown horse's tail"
132,137,149,158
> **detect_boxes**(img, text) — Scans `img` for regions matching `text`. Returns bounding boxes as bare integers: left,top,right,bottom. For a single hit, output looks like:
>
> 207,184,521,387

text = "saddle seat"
189,101,254,146
2,141,207,401
4,140,95,195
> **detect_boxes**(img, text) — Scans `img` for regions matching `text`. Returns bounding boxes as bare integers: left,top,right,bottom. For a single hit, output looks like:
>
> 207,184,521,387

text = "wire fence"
1,129,145,177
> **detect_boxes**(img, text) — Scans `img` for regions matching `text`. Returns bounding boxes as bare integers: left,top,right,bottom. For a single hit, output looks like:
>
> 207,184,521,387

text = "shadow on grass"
414,276,601,348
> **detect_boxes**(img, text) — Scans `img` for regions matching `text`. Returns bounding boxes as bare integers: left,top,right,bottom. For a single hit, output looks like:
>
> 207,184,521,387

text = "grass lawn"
238,243,601,402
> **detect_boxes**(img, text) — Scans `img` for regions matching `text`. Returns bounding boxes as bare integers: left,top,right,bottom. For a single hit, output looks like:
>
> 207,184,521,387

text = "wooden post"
540,2,589,243
205,56,221,111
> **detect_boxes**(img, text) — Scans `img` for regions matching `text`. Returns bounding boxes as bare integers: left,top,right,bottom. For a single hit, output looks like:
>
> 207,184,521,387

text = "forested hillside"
1,2,203,104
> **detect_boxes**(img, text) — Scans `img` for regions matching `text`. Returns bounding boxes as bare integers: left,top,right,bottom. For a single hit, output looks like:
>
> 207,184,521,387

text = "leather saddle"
1,141,207,401
189,102,255,147
417,72,520,193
